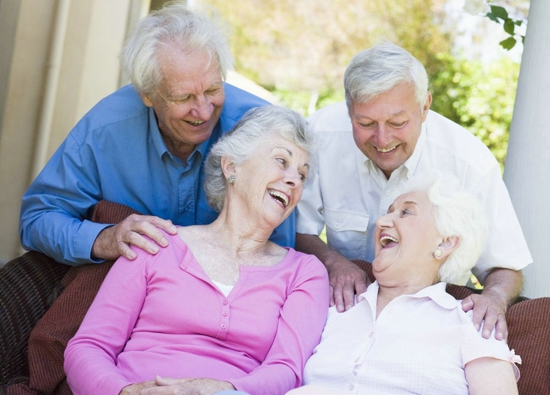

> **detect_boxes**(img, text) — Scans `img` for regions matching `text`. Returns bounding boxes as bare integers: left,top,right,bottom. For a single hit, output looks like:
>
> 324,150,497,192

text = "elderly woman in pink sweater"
63,105,329,395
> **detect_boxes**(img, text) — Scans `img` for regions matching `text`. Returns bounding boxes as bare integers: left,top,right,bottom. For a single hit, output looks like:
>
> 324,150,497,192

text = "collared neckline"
360,280,457,313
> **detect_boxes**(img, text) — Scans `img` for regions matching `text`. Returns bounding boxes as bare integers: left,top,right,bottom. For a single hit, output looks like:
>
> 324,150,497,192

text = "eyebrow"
274,146,310,169
387,200,418,213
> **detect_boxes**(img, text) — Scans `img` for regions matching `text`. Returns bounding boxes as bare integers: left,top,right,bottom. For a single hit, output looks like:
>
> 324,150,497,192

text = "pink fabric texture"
64,232,329,395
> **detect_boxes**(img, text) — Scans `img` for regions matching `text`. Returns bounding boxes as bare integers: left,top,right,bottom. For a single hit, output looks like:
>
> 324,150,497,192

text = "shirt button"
221,324,227,329
349,383,355,391
368,331,374,337
222,300,228,305
385,190,391,196
222,311,228,317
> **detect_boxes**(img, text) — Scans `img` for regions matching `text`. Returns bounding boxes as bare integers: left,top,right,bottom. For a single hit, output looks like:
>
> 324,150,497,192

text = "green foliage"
429,54,520,170
486,5,525,50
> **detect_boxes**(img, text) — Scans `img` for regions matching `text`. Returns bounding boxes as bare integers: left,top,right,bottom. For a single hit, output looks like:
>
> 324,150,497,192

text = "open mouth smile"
380,235,398,248
268,189,289,207
187,120,206,126
376,145,398,153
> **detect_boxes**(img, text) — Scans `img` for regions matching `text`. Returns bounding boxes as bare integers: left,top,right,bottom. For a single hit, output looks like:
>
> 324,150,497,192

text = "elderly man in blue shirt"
19,3,292,266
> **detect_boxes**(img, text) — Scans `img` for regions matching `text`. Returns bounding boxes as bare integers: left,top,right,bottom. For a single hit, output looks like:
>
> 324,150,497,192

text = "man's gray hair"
204,105,313,213
120,1,233,96
344,43,429,109
399,174,489,284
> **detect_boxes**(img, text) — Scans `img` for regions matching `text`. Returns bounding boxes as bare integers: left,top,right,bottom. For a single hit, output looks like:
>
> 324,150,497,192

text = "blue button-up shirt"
20,83,295,265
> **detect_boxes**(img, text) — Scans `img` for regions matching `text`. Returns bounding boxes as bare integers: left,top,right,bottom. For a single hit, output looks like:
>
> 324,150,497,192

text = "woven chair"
0,252,69,383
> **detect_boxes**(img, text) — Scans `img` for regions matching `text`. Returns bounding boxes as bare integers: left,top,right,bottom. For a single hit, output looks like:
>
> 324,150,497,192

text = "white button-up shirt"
297,102,532,283
303,282,520,395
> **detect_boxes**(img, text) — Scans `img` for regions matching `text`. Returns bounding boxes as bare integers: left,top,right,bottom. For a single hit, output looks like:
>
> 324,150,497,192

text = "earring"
434,248,443,258
227,175,236,185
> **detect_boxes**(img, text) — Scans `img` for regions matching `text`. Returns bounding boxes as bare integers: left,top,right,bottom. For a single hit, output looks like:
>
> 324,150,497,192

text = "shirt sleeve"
471,163,532,282
296,121,325,237
230,254,330,394
269,212,296,247
63,251,149,395
19,127,109,266
461,320,521,381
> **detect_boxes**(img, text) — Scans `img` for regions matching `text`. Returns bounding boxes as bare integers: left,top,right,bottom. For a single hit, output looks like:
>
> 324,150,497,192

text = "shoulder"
68,85,149,144
218,83,271,131
285,249,329,280
127,230,188,269
307,101,350,132
423,110,499,175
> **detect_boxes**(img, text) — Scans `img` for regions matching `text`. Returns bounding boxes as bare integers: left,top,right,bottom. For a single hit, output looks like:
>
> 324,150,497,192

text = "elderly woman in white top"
287,176,520,395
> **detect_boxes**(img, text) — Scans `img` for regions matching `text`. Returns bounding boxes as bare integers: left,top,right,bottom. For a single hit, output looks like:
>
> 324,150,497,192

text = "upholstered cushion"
4,201,139,395
352,259,550,395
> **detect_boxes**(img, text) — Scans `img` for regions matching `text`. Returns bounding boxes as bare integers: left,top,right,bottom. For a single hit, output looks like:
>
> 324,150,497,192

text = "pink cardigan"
64,233,329,395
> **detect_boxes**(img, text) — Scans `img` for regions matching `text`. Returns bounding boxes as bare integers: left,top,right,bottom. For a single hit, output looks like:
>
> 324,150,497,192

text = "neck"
207,206,275,258
376,277,438,317
162,133,196,163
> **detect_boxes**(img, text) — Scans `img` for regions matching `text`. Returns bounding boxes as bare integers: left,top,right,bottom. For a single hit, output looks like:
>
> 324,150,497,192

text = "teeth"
188,120,205,126
380,235,398,247
377,146,397,153
268,190,289,207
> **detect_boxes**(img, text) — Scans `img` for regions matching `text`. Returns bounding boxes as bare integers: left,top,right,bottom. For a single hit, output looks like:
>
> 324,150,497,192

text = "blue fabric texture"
20,83,295,265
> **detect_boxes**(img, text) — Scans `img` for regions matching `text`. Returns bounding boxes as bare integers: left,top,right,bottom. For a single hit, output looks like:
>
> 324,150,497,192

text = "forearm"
19,199,109,265
481,268,523,308
295,233,349,269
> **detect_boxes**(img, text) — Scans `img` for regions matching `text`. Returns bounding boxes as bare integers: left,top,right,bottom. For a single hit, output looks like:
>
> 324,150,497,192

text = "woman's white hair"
398,173,489,284
120,1,233,96
344,42,429,110
204,106,314,213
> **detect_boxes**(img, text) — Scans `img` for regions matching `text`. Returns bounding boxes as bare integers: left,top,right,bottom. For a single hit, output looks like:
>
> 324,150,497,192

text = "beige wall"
0,0,142,264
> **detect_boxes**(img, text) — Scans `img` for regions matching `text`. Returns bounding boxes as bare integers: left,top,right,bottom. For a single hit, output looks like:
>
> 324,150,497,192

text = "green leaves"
485,4,525,51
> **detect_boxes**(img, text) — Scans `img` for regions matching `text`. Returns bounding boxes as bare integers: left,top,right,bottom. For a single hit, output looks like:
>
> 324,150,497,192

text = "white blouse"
303,282,520,395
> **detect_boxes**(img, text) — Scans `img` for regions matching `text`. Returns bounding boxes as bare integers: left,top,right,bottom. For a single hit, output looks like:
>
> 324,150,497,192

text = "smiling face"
141,47,225,162
230,135,309,230
349,82,431,179
372,190,443,286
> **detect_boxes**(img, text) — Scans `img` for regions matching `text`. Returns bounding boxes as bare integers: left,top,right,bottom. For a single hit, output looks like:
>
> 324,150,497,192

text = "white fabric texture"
303,282,520,395
297,102,532,283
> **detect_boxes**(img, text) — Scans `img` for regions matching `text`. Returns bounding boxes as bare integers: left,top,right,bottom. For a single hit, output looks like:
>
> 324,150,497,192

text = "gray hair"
398,174,489,284
204,105,314,212
344,43,429,110
120,1,233,96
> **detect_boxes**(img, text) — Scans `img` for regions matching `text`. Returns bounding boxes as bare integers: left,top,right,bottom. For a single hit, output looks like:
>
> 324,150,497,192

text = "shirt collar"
360,280,457,312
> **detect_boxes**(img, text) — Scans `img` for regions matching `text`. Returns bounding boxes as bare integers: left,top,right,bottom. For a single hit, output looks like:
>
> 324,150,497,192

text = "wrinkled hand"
120,380,157,394
92,214,178,261
138,376,235,395
327,259,369,312
462,292,508,340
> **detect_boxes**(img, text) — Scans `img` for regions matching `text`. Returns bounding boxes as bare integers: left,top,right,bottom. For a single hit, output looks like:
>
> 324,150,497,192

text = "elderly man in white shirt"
296,43,532,340
289,177,520,395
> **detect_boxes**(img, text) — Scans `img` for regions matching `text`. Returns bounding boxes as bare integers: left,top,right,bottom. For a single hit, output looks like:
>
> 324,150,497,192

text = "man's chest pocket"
324,207,370,260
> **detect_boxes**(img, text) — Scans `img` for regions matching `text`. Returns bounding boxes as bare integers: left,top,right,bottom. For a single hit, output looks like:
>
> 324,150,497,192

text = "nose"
190,95,214,120
284,167,303,188
373,125,392,148
376,213,394,229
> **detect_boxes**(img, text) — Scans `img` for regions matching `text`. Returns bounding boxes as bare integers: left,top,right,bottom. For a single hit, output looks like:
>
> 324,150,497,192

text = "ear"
140,92,153,108
421,91,432,122
221,156,236,180
436,235,461,260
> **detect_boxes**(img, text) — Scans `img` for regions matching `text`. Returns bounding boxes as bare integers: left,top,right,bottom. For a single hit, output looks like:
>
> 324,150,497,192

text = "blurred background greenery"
152,0,528,168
